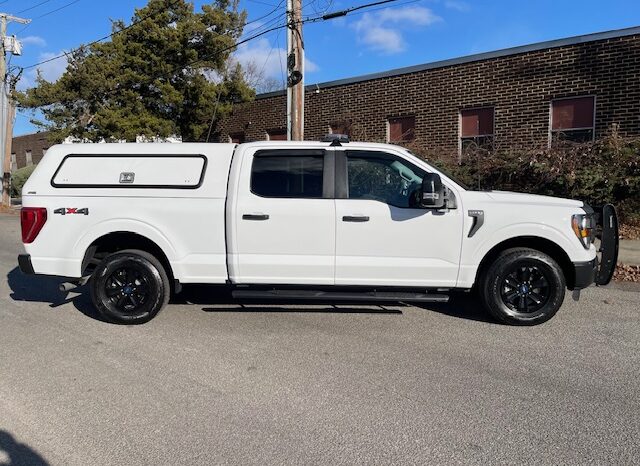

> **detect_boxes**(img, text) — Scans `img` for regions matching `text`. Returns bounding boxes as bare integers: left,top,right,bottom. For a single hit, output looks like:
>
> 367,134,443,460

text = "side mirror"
420,173,445,209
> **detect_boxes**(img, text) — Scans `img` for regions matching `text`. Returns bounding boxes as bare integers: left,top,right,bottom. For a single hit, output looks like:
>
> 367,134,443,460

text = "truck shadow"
6,267,107,322
6,268,495,323
184,285,495,322
180,285,404,315
0,430,50,466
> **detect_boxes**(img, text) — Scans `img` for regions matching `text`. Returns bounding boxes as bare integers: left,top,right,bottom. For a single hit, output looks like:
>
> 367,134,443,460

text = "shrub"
411,134,640,222
10,165,36,198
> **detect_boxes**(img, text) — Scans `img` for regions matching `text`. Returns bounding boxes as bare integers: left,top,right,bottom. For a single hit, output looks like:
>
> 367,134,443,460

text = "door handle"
342,215,370,222
242,214,270,221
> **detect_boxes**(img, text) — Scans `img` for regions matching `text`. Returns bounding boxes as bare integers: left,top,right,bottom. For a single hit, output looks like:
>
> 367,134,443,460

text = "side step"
231,289,449,303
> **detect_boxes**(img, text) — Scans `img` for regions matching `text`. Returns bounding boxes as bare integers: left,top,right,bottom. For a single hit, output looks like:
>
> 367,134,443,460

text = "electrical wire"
17,0,53,15
19,0,184,70
15,0,85,35
19,0,404,86
32,0,82,18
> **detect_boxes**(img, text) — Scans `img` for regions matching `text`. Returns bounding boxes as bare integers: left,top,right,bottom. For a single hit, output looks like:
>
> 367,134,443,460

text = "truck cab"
18,139,618,325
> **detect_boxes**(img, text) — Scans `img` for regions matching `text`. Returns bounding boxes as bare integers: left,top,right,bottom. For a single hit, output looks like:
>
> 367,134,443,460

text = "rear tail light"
21,207,47,244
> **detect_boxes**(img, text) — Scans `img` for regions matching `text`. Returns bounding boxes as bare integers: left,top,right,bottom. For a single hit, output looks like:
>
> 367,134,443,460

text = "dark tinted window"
347,151,425,208
251,155,323,198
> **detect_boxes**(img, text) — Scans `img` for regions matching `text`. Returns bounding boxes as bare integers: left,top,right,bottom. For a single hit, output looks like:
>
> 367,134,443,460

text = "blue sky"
6,0,640,135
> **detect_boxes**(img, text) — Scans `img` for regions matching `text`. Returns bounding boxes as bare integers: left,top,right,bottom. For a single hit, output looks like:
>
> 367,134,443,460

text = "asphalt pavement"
1,213,639,465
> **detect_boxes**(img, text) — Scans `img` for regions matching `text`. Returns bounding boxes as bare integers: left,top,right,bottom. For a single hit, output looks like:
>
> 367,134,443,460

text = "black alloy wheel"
480,248,566,325
499,262,551,314
90,249,170,324
105,265,151,313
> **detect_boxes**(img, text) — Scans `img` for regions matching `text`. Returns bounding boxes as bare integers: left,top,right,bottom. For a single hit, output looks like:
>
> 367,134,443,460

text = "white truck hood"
483,190,584,209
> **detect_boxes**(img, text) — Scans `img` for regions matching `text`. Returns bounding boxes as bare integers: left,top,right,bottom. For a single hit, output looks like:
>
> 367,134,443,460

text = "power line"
19,0,283,71
18,0,404,91
19,0,184,70
17,0,53,15
14,0,84,34
318,0,401,20
32,0,82,19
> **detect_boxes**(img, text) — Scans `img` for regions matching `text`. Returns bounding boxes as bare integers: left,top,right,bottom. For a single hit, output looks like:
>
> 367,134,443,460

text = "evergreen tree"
17,0,254,142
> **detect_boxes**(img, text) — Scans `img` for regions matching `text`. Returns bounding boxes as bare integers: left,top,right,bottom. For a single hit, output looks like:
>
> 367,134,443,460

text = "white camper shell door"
231,148,336,285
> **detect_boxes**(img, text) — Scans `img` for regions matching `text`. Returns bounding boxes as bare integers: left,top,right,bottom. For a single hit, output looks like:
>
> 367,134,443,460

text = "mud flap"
595,204,619,286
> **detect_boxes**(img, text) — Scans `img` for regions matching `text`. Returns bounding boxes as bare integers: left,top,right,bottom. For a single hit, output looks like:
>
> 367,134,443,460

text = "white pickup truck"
18,138,618,325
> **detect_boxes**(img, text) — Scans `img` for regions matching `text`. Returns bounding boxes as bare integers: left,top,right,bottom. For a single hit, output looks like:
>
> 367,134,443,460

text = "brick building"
217,26,640,153
10,131,51,172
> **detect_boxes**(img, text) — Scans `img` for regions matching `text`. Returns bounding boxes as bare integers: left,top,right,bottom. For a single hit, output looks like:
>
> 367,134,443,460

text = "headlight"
572,213,595,249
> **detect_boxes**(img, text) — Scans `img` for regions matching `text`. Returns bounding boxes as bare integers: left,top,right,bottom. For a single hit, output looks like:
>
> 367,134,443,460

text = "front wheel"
90,249,170,324
480,248,566,325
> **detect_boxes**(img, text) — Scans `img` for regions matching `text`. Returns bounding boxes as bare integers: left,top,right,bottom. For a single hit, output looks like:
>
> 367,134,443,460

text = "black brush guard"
594,204,619,286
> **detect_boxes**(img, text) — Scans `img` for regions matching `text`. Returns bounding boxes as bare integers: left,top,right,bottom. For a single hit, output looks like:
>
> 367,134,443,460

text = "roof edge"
256,25,640,100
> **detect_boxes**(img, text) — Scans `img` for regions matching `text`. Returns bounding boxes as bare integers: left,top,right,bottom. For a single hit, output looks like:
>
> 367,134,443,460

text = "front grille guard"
594,204,619,286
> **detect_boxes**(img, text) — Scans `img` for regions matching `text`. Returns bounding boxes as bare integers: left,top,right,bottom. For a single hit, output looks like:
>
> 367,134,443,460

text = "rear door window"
251,152,324,198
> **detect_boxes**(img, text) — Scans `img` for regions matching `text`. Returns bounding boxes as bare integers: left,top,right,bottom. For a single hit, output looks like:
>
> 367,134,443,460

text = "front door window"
347,151,425,208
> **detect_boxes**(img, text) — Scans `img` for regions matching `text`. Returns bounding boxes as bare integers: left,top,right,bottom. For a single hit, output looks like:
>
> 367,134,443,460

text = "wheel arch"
82,231,175,286
474,236,576,289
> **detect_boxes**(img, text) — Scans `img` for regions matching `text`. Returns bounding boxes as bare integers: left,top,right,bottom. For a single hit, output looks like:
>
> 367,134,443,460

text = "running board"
231,289,449,303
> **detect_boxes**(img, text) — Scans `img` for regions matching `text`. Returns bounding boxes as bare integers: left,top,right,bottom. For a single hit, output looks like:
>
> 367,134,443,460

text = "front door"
334,149,463,287
232,148,336,285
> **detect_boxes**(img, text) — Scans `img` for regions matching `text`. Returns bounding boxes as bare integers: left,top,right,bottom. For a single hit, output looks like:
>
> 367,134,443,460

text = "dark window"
251,155,323,198
330,122,350,137
347,151,426,208
267,129,287,141
551,96,595,143
460,107,494,151
229,132,245,144
388,116,415,143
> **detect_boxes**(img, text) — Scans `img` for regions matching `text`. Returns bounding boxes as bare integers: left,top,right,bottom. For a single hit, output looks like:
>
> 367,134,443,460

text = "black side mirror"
420,173,445,209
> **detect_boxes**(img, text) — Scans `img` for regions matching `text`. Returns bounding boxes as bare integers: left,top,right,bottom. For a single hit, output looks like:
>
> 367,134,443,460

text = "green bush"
414,134,640,223
10,164,36,198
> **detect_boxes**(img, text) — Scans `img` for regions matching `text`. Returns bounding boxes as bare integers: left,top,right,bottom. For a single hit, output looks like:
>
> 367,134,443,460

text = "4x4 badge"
54,208,89,216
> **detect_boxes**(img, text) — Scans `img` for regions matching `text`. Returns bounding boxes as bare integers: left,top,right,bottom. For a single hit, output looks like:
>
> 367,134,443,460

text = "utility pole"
1,13,30,208
286,0,304,141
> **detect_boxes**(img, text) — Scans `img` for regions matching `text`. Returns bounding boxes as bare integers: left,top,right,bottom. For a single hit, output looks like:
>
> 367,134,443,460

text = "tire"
90,249,170,324
480,248,566,325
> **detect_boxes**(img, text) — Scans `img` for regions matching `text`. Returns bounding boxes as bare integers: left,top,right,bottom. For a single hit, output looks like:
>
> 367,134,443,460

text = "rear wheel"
480,248,566,325
90,249,170,324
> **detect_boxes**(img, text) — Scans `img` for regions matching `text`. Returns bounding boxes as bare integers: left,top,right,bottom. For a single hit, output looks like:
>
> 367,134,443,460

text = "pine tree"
17,0,254,142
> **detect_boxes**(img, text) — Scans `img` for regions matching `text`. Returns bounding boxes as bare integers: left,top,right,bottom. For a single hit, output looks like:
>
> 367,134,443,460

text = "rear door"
230,148,336,285
334,149,463,287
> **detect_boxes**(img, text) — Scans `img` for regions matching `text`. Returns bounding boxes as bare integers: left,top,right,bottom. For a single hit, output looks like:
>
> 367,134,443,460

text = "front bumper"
572,257,597,290
571,204,619,289
18,254,34,275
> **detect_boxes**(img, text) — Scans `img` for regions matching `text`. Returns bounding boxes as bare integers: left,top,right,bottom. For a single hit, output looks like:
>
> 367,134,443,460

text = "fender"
73,218,179,271
456,222,590,288
471,222,584,265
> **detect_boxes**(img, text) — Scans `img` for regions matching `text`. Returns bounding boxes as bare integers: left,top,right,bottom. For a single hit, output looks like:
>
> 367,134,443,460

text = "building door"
334,150,463,287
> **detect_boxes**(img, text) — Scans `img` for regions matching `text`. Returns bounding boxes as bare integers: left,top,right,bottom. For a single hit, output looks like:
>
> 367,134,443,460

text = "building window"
550,96,595,143
267,129,287,141
330,121,350,137
387,116,415,143
25,150,33,166
460,107,494,152
10,153,16,172
228,132,245,144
